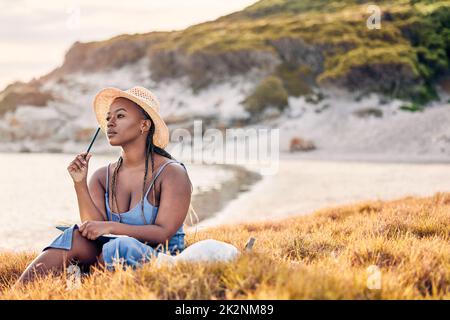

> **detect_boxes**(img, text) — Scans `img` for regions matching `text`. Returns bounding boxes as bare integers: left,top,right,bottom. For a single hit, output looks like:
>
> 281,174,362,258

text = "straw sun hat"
93,86,169,149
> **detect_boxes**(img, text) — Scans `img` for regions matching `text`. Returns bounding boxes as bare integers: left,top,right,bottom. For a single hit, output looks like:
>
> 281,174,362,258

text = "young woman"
17,86,193,285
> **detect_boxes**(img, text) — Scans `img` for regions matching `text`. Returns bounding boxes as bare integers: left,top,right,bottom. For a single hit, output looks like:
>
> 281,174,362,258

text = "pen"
85,127,101,157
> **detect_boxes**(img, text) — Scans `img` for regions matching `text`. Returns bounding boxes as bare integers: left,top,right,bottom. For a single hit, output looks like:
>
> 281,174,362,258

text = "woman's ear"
141,119,151,133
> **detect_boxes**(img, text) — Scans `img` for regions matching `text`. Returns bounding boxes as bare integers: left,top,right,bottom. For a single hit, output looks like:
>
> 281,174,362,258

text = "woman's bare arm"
108,163,191,244
74,168,108,222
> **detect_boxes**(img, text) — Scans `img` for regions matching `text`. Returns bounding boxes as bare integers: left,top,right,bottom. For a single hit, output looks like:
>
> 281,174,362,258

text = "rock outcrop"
0,0,448,153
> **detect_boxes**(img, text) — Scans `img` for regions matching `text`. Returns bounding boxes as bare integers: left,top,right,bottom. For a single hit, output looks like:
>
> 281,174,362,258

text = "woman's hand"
67,152,92,183
78,221,112,240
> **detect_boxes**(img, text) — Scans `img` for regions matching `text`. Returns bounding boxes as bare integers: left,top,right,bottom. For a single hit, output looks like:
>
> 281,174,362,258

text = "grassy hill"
1,0,449,117
1,192,449,299
150,0,449,104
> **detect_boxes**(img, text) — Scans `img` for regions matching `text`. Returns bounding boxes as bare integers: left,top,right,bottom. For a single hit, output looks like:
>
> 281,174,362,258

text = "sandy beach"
190,152,450,231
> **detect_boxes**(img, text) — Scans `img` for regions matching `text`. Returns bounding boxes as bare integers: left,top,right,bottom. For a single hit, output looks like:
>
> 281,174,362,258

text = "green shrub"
243,76,289,116
399,102,424,112
275,64,313,97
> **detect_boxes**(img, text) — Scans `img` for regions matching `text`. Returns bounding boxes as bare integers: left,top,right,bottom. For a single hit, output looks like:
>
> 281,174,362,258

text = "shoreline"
186,164,261,226
192,155,450,231
2,148,449,164
1,149,448,248
279,151,450,165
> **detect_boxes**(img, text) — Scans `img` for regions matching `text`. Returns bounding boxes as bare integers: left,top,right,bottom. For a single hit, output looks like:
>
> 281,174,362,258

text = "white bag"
155,239,240,267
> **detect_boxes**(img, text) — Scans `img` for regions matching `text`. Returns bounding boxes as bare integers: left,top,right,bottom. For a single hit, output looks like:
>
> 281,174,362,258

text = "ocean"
0,152,235,251
1,152,450,252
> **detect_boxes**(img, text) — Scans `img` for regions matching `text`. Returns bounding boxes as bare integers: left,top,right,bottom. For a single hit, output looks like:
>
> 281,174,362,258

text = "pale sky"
0,0,258,90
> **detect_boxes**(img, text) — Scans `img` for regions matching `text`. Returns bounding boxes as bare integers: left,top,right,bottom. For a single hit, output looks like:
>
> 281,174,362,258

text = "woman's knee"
102,237,136,257
70,229,101,263
102,237,154,268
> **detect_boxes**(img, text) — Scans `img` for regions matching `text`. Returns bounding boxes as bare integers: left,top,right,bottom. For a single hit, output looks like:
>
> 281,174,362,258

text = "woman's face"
106,97,149,146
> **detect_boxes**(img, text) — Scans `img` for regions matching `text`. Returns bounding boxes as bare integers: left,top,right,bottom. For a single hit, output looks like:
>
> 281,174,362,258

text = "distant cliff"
0,0,449,155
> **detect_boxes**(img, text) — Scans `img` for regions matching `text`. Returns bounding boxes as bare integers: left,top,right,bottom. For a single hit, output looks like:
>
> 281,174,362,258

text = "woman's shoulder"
159,159,187,175
153,154,185,173
90,164,109,189
158,160,192,192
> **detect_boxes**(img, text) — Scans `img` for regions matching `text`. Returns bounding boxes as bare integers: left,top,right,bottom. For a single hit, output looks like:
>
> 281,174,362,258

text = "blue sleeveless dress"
43,159,187,270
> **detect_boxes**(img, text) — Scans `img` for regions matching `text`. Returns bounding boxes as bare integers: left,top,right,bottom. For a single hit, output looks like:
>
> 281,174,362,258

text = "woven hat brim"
93,87,169,149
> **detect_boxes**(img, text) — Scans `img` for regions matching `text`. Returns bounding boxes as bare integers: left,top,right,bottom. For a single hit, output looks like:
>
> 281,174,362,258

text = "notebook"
56,225,127,244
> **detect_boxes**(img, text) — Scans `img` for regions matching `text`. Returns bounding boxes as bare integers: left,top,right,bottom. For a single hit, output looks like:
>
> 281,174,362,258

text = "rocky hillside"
0,0,449,154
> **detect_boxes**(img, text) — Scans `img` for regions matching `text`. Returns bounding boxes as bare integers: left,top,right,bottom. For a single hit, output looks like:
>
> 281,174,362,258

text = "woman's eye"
106,114,124,121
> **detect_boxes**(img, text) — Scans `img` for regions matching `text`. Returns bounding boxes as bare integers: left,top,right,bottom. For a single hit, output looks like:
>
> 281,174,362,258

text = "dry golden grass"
1,192,450,299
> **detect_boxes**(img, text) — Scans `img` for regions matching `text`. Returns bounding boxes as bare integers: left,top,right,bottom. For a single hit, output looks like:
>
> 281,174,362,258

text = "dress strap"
105,160,187,204
144,160,184,198
105,163,111,221
178,162,187,171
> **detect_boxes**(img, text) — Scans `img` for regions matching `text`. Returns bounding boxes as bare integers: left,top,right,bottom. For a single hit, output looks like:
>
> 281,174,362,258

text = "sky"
0,0,258,91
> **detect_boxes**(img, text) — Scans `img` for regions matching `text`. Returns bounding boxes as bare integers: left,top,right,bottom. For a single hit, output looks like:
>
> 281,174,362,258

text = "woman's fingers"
69,158,81,170
73,156,87,170
68,164,79,172
67,153,90,174
81,227,88,238
74,159,84,169
76,155,86,166
79,222,91,238
77,154,87,165
79,153,89,163
69,162,79,171
79,222,95,240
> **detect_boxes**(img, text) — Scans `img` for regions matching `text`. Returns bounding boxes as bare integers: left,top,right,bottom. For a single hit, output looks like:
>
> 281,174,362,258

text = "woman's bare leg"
91,252,105,270
15,230,102,287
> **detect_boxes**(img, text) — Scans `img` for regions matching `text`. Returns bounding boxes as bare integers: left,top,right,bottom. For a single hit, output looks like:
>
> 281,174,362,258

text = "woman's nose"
107,118,115,127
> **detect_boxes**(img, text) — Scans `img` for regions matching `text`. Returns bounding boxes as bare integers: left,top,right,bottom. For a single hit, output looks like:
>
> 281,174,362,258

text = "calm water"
2,153,450,252
0,152,234,252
